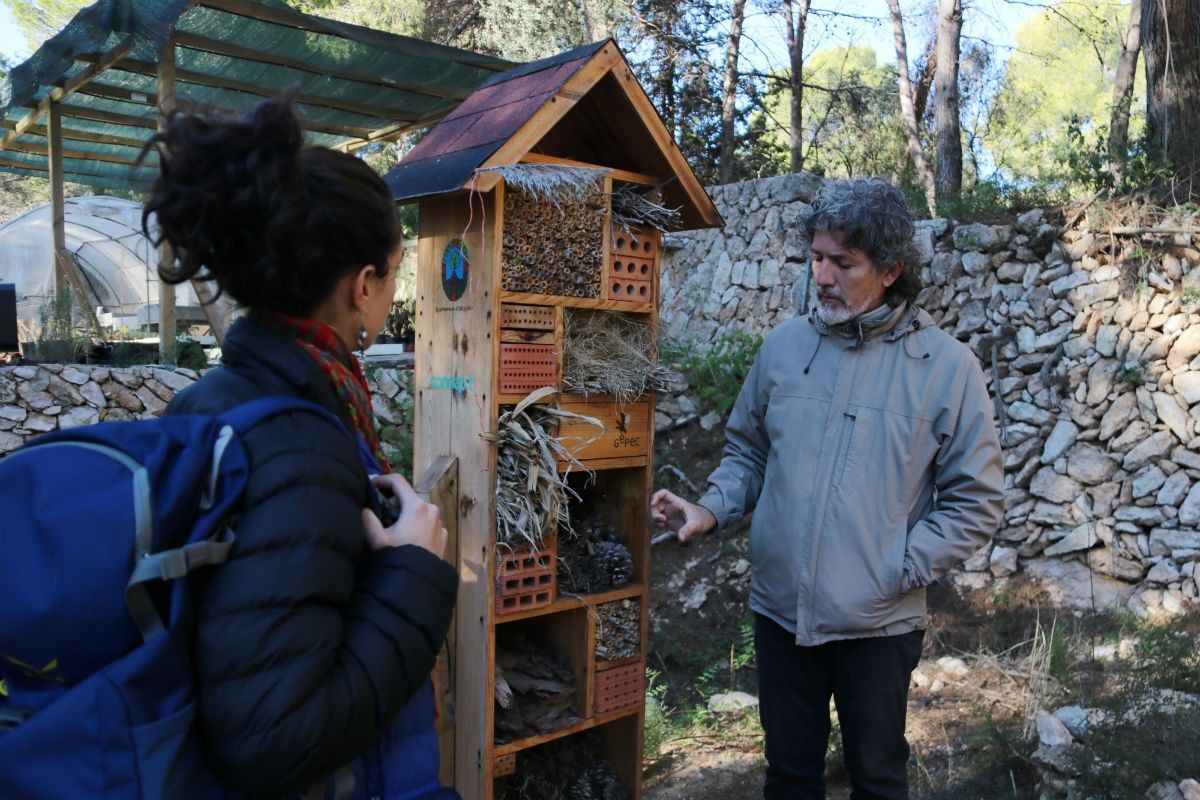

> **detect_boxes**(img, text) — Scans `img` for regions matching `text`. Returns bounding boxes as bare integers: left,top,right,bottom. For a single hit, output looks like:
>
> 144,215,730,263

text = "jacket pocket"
830,410,857,488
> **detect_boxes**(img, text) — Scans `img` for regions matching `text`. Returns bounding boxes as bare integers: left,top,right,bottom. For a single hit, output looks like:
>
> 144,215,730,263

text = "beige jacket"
699,303,1004,645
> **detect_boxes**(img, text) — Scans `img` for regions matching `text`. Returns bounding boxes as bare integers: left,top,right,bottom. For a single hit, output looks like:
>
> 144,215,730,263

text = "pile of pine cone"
495,733,630,800
557,513,633,595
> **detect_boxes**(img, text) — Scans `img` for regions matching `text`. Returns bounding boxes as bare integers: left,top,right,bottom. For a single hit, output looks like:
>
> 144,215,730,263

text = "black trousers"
754,613,924,800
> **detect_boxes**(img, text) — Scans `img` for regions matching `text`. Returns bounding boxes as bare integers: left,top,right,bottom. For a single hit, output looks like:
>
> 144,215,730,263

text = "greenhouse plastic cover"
0,196,198,335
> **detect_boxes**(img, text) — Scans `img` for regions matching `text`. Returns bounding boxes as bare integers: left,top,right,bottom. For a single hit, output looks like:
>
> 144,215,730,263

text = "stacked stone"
0,365,199,453
912,212,1200,617
1,364,411,455
658,171,1200,616
658,173,823,345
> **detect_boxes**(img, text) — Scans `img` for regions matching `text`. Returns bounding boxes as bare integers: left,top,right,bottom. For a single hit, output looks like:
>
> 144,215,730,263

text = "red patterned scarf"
256,310,390,473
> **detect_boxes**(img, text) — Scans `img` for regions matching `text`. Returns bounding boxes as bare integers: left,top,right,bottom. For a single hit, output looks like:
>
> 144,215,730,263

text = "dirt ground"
641,420,1088,800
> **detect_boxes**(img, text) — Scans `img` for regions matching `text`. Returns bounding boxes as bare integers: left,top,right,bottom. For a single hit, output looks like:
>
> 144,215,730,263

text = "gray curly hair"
799,178,922,306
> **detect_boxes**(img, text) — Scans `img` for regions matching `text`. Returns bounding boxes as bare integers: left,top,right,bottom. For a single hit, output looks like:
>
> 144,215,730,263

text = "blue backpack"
0,396,356,799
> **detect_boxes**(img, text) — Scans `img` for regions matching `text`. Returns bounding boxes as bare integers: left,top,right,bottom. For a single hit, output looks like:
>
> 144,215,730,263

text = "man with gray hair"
651,178,1003,799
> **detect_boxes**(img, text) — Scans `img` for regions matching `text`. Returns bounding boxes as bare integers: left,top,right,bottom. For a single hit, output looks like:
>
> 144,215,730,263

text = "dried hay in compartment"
562,309,672,403
480,163,606,209
501,183,605,298
483,387,604,553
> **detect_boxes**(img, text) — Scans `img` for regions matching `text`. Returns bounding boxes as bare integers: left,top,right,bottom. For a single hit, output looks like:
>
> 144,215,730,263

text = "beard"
813,291,877,326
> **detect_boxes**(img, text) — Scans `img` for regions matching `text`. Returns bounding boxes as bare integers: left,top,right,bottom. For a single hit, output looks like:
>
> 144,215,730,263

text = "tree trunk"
660,36,679,137
783,0,812,173
887,0,937,216
1109,0,1142,186
1141,0,1200,180
934,0,963,203
719,0,748,183
913,46,936,128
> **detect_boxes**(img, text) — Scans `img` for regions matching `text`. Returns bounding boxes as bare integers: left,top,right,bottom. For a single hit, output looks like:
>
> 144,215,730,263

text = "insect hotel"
385,40,720,800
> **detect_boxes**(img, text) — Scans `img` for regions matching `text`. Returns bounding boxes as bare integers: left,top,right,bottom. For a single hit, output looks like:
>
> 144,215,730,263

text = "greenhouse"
0,196,201,338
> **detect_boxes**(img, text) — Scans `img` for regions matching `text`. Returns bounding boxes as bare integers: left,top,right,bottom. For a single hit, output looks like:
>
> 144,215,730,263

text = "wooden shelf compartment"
494,608,590,751
491,704,641,757
494,584,643,625
489,710,648,796
499,289,653,314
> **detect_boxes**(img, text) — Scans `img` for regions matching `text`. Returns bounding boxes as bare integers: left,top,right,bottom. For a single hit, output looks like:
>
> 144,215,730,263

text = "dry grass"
478,163,606,211
562,310,673,403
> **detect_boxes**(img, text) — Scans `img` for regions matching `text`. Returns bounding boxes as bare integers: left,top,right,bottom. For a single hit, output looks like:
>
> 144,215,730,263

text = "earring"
357,325,368,351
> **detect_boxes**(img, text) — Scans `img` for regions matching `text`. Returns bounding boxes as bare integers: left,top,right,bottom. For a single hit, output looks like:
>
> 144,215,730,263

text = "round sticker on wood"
441,239,469,301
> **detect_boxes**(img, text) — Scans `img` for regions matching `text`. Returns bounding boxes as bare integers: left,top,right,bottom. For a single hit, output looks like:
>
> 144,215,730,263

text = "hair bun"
141,93,401,317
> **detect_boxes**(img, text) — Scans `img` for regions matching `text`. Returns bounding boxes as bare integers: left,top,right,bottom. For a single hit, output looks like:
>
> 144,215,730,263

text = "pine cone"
591,540,633,589
565,774,598,800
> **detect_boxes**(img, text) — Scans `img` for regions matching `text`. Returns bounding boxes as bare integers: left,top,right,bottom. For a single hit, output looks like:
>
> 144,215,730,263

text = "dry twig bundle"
562,310,672,403
483,387,604,552
610,181,682,232
595,599,640,661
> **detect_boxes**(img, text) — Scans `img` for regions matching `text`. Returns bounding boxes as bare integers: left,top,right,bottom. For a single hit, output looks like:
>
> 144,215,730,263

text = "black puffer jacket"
167,315,457,797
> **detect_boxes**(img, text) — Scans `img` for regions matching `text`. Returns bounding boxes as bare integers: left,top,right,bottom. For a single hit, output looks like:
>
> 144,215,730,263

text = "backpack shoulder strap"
218,395,345,435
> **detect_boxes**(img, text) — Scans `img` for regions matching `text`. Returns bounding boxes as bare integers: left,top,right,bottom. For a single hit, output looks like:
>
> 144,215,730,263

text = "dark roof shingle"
386,40,608,203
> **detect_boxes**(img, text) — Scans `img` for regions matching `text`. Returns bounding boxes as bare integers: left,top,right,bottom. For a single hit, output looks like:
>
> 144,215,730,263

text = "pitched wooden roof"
384,40,721,231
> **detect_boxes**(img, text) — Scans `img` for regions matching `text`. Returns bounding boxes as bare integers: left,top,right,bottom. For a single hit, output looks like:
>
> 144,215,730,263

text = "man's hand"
650,489,717,542
362,473,448,559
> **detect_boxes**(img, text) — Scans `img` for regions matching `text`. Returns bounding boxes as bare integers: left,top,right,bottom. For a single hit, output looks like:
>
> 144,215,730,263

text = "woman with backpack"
150,97,459,798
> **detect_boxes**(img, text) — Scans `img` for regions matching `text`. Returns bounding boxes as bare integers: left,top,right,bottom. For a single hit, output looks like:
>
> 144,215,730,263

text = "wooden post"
415,455,460,787
48,101,67,294
415,193,499,799
47,99,102,338
157,35,177,364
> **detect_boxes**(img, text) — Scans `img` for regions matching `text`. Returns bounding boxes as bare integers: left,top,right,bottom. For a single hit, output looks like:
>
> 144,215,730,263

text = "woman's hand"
361,473,448,559
649,489,717,542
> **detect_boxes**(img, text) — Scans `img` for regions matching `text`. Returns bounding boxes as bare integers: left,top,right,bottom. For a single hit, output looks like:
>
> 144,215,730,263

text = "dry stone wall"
660,174,1200,617
0,364,412,452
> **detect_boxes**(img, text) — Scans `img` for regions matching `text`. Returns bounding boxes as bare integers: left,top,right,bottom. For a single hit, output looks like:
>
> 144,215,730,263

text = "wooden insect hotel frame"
386,39,720,799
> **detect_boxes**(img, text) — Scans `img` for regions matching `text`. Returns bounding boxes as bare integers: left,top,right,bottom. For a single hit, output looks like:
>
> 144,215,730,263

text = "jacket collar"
810,301,918,346
219,313,352,424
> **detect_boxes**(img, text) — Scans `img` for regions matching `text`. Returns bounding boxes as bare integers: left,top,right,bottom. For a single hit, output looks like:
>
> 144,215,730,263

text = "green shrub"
376,377,415,479
663,331,763,417
643,668,670,763
1068,618,1200,798
1114,365,1145,387
1131,621,1200,694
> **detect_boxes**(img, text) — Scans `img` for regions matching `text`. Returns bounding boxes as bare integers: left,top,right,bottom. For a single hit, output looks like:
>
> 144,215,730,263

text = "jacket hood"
802,302,934,373
809,301,931,344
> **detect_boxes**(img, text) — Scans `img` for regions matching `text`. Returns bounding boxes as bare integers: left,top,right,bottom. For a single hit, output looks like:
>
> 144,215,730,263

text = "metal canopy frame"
0,0,513,359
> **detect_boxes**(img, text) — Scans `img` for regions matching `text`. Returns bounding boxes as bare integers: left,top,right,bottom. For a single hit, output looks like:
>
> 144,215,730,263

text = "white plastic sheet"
0,196,198,338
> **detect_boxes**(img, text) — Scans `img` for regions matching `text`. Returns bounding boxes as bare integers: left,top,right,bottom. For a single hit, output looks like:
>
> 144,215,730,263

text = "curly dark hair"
798,178,922,306
140,93,402,316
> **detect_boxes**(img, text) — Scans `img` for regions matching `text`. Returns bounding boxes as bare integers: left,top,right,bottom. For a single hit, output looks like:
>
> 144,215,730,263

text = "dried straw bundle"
562,310,673,403
482,387,604,552
478,163,607,210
